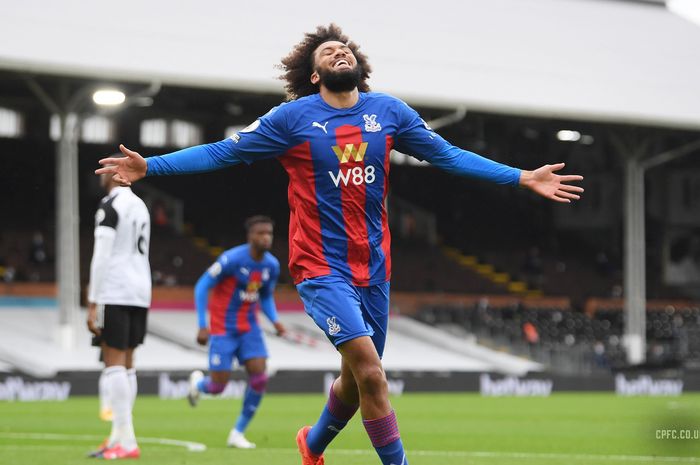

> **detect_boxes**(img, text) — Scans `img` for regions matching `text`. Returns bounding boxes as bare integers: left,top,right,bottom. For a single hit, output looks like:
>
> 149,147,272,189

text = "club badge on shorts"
326,316,341,336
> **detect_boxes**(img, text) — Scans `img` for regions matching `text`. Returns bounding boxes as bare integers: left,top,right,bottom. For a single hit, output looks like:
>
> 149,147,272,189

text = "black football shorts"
99,304,148,350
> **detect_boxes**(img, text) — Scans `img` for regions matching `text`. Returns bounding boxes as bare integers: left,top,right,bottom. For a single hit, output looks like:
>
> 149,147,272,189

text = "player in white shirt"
87,169,151,460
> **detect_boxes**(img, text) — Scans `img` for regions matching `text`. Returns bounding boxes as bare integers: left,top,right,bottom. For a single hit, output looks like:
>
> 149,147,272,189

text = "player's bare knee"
355,364,387,395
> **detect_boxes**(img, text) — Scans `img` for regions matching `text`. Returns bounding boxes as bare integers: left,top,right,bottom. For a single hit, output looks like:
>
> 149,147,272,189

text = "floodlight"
93,89,126,106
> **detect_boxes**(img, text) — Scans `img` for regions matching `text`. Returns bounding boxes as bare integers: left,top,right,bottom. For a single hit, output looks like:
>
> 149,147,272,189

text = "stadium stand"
415,302,700,374
0,307,539,377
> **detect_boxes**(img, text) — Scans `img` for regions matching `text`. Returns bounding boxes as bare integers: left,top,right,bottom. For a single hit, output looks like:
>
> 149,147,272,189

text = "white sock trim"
103,365,127,376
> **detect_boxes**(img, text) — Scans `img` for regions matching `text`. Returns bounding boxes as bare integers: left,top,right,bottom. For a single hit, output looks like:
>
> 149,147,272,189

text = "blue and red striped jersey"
194,244,280,335
148,92,521,286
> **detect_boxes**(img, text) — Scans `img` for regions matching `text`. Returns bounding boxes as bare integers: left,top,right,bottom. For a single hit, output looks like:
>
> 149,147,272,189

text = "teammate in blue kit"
188,215,286,449
97,24,583,465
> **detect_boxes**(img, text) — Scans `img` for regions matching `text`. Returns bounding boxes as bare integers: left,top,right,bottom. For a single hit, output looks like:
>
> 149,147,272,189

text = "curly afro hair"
279,24,371,100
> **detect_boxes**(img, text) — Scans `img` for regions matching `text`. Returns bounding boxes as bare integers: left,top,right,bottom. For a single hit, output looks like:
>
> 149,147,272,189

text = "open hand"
95,144,147,186
519,163,584,203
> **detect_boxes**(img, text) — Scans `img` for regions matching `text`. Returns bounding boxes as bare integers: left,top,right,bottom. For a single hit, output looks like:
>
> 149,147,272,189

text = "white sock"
98,369,111,414
104,365,137,450
127,368,137,409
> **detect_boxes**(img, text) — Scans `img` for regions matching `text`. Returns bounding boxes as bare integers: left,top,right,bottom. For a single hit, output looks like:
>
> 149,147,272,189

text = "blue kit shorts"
208,327,268,371
296,275,390,357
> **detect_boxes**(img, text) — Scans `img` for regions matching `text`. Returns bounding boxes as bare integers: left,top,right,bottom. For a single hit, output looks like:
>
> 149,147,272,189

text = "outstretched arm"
519,163,584,203
95,139,244,187
96,105,291,186
397,134,584,201
394,100,583,202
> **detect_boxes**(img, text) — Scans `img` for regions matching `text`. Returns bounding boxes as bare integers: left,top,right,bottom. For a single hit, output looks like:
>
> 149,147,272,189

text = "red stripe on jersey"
236,270,262,333
335,125,370,285
209,277,236,335
382,136,393,280
236,300,252,333
279,142,331,284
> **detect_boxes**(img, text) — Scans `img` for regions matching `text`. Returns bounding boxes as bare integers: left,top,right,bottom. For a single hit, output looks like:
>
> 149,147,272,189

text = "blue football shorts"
296,275,390,357
208,327,268,372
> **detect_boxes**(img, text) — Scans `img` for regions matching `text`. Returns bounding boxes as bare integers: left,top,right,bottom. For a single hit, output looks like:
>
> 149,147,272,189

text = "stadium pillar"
622,153,646,365
26,79,87,350
55,113,82,349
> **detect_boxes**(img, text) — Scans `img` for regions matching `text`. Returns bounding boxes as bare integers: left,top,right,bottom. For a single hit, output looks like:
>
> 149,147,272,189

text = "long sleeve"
259,294,279,324
194,272,218,329
146,104,292,176
394,100,521,185
259,261,279,323
88,197,119,304
146,139,244,176
88,226,117,303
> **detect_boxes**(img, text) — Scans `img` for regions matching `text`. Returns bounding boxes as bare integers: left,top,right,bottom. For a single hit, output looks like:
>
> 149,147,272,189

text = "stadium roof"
1,0,700,129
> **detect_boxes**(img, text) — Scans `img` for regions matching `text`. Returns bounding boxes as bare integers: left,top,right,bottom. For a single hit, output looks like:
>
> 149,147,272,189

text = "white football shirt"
88,186,151,307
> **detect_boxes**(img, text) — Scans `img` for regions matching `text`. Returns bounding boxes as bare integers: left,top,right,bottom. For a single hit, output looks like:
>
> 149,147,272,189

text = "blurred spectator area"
415,301,700,373
0,155,691,301
0,228,55,283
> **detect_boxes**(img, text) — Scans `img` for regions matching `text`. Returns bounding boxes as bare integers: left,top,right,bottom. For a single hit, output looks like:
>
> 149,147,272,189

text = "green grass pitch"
1,393,699,465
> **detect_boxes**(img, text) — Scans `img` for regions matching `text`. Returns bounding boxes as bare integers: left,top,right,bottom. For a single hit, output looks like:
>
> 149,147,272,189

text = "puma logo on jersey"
312,121,329,134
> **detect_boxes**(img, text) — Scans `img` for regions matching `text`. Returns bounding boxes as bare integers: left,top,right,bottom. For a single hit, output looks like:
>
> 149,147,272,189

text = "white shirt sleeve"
87,226,117,304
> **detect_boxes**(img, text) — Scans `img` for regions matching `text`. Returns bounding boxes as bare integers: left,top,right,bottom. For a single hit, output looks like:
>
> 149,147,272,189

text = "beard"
317,65,362,92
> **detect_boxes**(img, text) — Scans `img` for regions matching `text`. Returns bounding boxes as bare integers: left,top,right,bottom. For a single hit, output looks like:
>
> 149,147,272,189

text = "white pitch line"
139,436,206,451
1,434,698,463
247,447,700,463
0,432,206,452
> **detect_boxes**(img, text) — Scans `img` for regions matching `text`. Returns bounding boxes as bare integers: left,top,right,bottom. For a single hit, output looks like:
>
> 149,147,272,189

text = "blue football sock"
234,387,263,433
375,438,408,465
306,405,349,455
